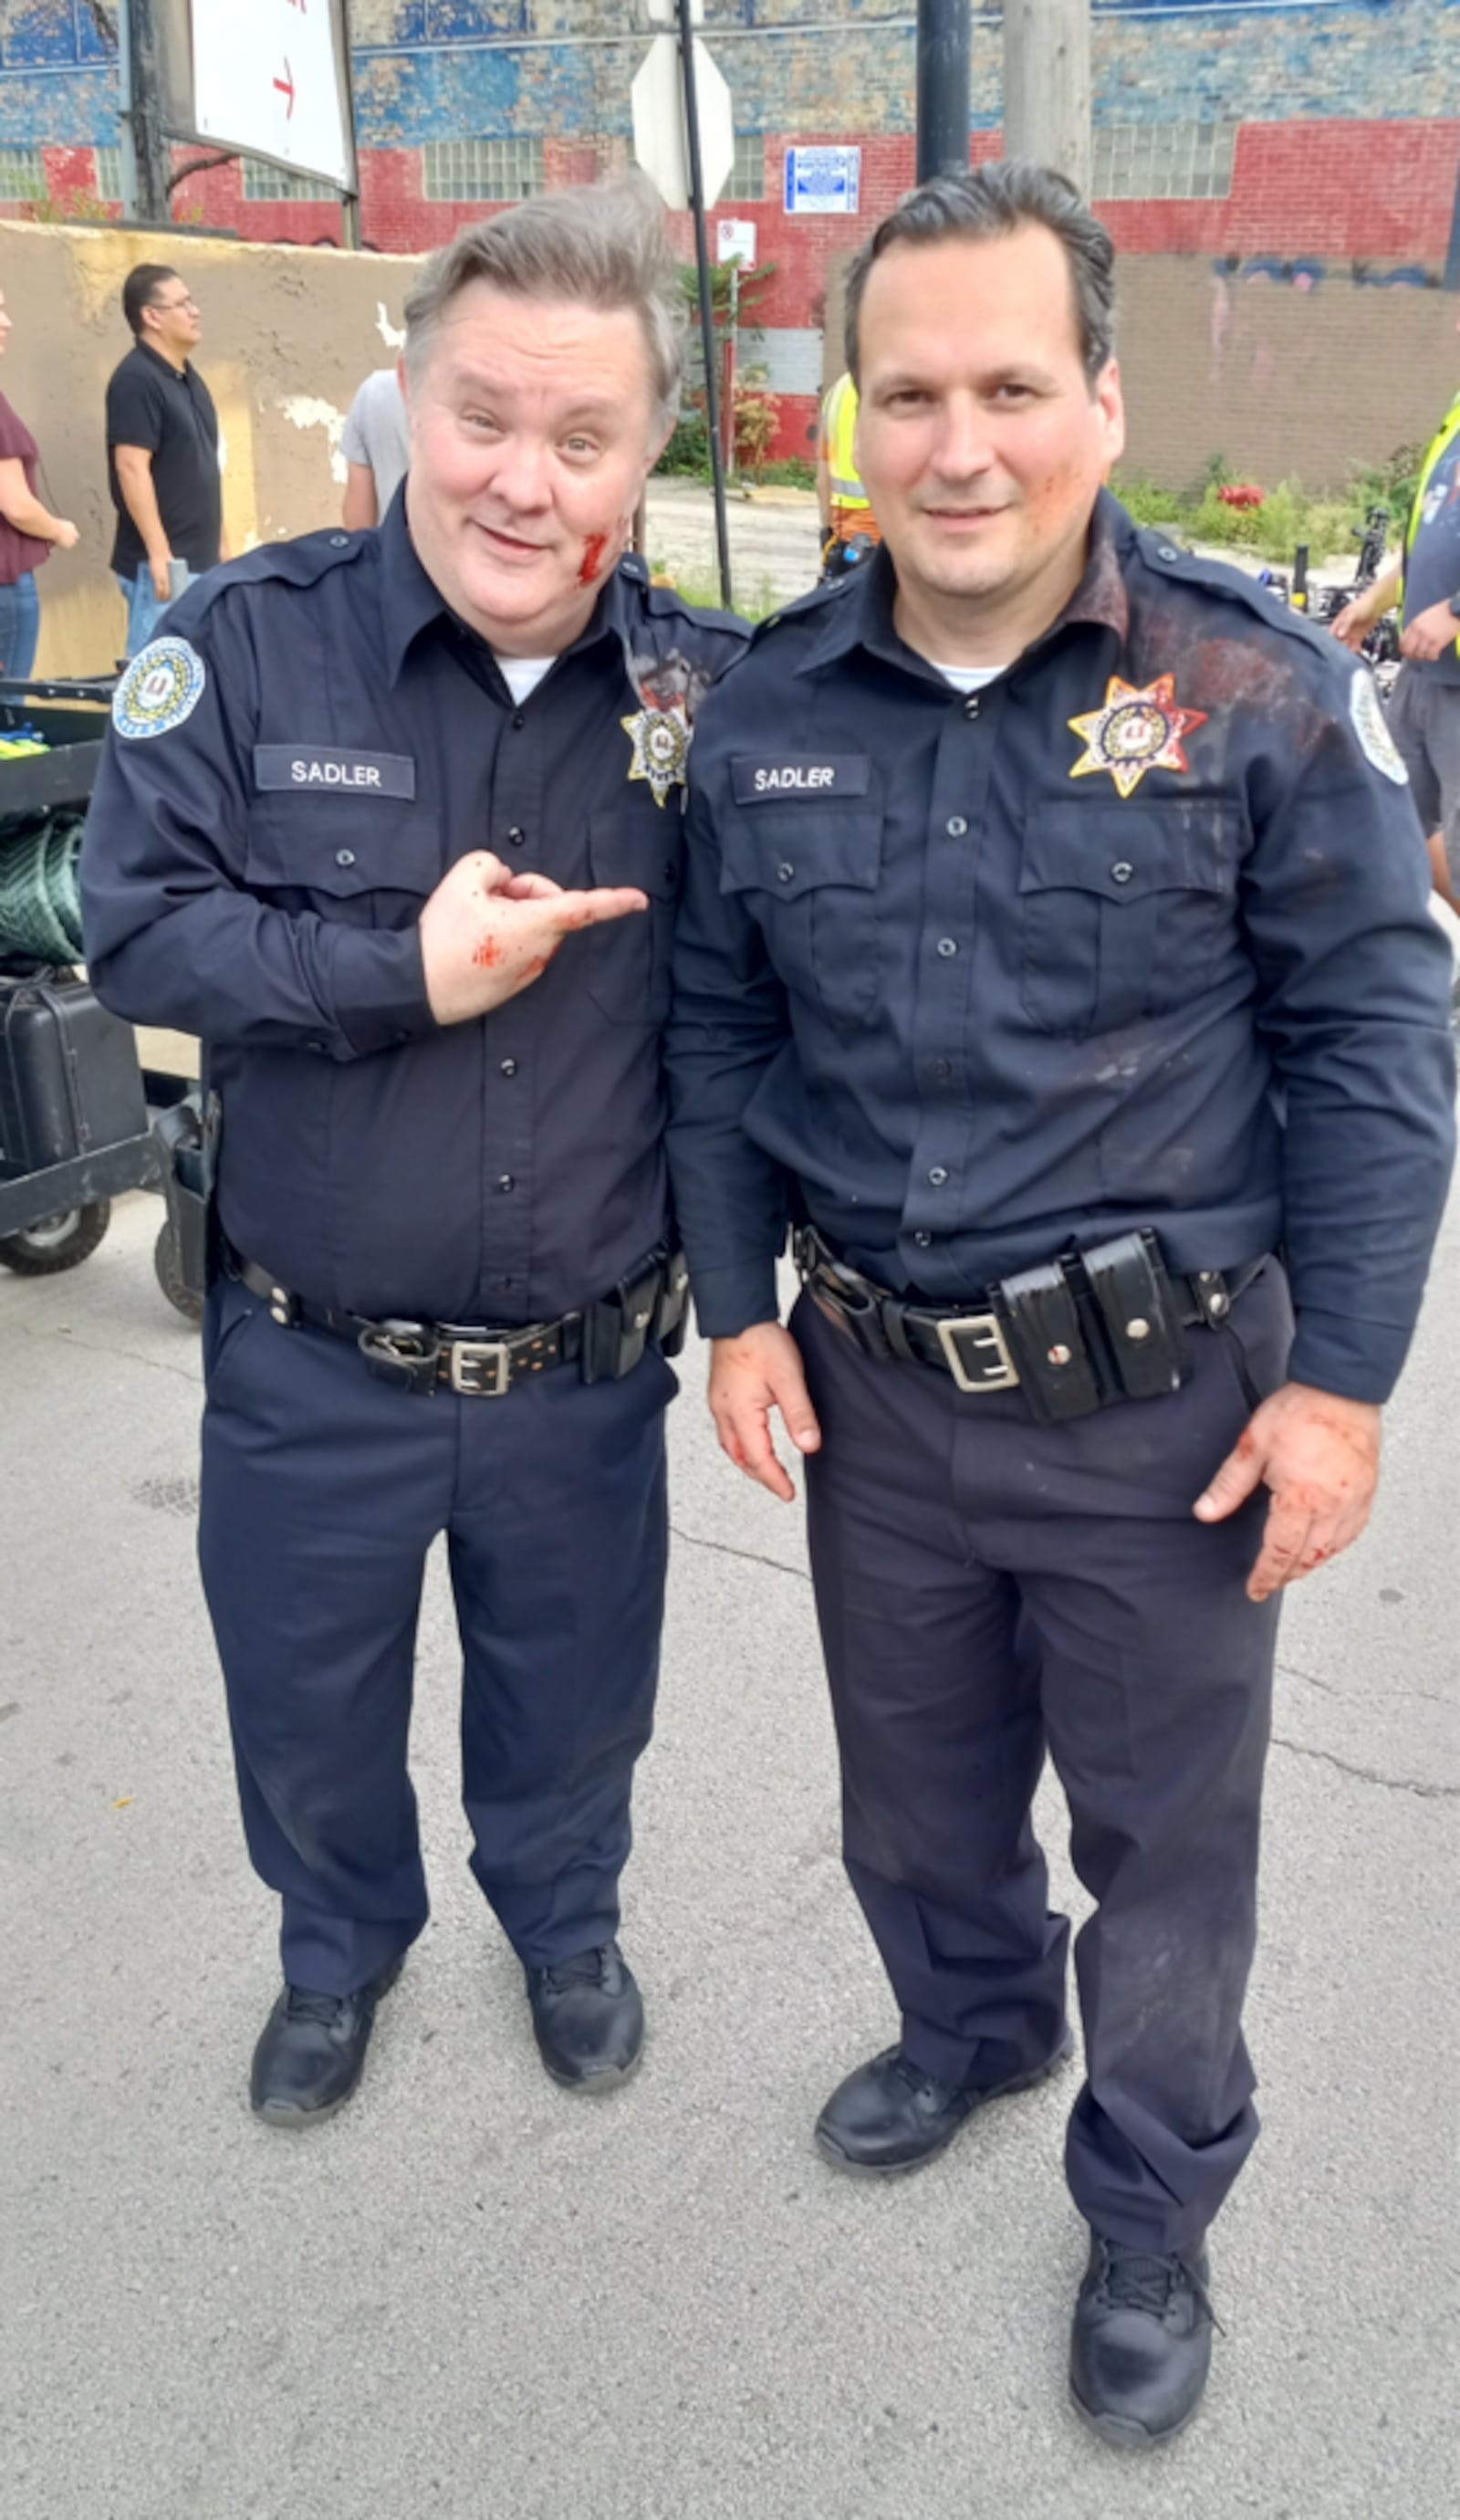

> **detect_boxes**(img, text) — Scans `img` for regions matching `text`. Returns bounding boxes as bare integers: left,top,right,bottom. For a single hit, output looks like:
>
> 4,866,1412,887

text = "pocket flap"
719,810,883,902
589,806,682,901
1019,800,1242,903
245,801,442,899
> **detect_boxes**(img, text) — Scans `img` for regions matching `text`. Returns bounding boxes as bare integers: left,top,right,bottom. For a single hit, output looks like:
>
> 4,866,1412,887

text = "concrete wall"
0,219,416,677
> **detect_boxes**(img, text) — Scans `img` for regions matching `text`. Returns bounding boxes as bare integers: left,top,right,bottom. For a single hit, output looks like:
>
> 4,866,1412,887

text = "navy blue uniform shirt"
81,496,746,1323
666,493,1455,1402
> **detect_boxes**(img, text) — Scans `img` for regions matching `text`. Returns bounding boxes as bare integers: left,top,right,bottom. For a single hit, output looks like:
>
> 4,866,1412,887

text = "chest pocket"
719,809,883,1030
244,798,443,929
582,797,683,1025
1018,799,1243,1039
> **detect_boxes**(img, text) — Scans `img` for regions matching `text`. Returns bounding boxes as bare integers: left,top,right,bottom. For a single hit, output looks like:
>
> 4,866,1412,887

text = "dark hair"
844,160,1116,388
123,263,180,337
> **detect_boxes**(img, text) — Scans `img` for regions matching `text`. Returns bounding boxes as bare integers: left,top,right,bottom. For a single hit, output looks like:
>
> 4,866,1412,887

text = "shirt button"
496,1174,515,1193
777,862,795,884
511,712,526,732
946,815,968,837
964,695,980,719
928,1166,948,1186
913,1230,933,1248
931,1057,951,1080
1111,861,1134,884
936,936,957,958
499,1059,517,1077
329,533,349,548
506,826,526,846
335,848,356,868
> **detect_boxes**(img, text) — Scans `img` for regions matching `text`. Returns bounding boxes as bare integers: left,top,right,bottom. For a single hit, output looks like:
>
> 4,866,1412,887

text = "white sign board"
716,219,756,266
631,34,734,214
189,0,357,193
784,145,861,216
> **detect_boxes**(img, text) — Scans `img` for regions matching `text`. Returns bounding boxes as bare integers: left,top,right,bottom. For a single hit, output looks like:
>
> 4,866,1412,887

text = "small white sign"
784,145,860,216
716,219,757,266
189,0,356,194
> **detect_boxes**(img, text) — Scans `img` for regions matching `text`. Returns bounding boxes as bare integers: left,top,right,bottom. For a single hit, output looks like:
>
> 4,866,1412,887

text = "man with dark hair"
106,263,227,658
668,163,1454,2447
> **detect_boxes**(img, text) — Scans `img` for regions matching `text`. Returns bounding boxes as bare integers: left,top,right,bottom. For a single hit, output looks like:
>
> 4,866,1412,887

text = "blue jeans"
118,570,174,661
0,570,40,680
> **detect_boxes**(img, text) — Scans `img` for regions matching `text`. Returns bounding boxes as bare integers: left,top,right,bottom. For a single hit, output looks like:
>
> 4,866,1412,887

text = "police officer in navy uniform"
666,166,1455,2448
81,183,746,2127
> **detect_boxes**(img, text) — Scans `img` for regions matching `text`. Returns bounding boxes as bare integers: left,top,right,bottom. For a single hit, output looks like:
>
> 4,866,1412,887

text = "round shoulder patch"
1350,668,1407,787
112,637,207,741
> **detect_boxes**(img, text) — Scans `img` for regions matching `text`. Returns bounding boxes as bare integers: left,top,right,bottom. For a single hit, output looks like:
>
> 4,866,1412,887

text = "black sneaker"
526,1940,643,2090
1069,2232,1216,2449
814,2028,1075,2177
249,1956,403,2128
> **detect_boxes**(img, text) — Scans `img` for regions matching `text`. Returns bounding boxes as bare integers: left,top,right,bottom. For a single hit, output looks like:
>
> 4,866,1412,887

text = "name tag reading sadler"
254,746,416,800
731,754,871,802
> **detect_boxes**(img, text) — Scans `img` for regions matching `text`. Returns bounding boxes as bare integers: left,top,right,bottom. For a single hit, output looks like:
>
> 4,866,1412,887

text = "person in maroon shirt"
0,286,78,680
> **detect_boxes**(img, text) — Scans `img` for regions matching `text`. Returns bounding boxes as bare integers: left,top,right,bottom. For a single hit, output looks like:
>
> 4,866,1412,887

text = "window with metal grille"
242,156,336,202
422,139,545,203
95,146,122,199
0,148,46,204
729,133,764,202
1093,122,1237,203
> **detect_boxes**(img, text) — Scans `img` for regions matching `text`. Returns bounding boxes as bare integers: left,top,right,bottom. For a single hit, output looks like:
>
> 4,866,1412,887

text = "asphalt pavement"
3,1189,1456,2520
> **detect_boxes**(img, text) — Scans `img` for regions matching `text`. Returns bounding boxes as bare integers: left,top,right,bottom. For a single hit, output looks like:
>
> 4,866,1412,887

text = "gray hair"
845,160,1116,388
402,177,684,435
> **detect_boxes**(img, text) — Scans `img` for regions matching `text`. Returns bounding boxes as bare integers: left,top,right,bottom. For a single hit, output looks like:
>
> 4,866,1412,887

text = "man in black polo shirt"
106,264,229,659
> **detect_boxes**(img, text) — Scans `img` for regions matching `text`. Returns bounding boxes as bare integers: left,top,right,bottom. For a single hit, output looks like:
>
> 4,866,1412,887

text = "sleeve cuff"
1286,1305,1415,1406
688,1257,781,1340
328,925,437,1059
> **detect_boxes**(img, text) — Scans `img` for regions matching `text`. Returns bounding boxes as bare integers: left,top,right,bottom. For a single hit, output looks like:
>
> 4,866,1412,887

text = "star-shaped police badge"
621,688,692,808
1067,674,1208,800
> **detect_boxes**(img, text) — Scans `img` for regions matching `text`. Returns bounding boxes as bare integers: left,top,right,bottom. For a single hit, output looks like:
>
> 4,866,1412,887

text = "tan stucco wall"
0,220,420,679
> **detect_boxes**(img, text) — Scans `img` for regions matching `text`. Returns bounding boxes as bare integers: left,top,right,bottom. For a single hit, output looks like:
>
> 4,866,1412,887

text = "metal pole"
120,0,172,225
915,0,971,185
1003,0,1092,199
676,0,734,611
339,0,362,249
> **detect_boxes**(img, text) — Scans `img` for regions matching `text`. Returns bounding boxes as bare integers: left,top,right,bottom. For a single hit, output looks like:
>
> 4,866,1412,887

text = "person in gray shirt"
340,365,411,528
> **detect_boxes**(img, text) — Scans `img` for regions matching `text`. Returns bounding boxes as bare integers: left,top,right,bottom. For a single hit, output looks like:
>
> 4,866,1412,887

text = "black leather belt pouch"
996,1261,1104,1422
1080,1230,1187,1402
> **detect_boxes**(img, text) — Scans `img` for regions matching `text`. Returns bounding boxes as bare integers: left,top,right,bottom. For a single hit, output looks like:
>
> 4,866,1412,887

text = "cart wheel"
0,1199,111,1275
153,1217,203,1323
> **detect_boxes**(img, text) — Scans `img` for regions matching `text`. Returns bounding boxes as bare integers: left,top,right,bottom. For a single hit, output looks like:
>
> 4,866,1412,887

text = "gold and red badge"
1067,674,1207,800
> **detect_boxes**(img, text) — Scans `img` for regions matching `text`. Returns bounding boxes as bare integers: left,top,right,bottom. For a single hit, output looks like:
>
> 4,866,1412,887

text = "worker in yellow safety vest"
817,371,881,561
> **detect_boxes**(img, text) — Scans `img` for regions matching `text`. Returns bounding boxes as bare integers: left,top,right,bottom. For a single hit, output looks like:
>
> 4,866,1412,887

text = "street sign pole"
676,0,734,612
120,0,173,224
915,0,971,185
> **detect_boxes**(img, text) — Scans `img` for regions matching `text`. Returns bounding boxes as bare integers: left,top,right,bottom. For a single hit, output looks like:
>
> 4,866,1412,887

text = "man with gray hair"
82,181,746,2126
667,163,1453,2444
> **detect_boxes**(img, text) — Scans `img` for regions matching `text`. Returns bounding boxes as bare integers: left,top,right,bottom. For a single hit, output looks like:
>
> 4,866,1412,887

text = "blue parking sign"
784,145,861,215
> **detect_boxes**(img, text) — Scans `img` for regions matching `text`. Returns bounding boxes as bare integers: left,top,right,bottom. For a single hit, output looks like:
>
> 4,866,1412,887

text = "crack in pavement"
1270,1732,1457,1800
8,1322,201,1387
671,1523,809,1582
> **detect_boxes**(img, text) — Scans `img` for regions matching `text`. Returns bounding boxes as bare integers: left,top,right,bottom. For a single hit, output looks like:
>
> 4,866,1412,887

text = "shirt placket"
476,687,548,1317
901,685,999,1272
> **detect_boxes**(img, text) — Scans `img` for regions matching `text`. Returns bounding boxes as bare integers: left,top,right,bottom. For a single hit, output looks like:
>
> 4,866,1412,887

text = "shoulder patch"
111,637,206,740
1350,668,1408,785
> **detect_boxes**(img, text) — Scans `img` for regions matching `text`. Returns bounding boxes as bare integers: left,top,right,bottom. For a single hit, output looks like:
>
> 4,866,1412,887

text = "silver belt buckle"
935,1311,1019,1394
449,1338,511,1396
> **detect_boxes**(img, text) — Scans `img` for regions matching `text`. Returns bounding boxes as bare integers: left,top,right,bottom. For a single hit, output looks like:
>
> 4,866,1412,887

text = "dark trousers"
797,1266,1292,2253
198,1276,673,1997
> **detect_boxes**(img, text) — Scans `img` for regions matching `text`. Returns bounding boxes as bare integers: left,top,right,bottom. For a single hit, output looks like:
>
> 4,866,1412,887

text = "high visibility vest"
1403,387,1460,662
823,373,870,511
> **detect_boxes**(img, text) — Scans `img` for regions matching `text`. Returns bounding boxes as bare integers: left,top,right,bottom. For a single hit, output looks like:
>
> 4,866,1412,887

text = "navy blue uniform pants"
197,1277,673,1997
797,1266,1292,2254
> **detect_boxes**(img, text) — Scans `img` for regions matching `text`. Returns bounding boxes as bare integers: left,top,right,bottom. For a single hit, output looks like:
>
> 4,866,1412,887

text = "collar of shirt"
796,483,1132,686
131,337,198,391
377,488,633,694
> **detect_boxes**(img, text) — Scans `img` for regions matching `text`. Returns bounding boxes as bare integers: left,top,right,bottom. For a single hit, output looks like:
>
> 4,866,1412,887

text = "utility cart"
0,675,201,1318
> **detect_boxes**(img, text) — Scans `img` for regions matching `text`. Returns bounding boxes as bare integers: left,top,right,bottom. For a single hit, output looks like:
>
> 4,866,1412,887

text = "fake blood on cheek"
578,531,610,587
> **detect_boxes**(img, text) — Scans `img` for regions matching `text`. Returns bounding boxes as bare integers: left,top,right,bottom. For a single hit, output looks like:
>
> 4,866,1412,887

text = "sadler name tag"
731,753,871,803
254,746,416,799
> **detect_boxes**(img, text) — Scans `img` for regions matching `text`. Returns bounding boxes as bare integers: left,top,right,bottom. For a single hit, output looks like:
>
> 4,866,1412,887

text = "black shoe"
526,1940,643,2091
249,1957,402,2128
814,2026,1075,2176
1069,2232,1216,2449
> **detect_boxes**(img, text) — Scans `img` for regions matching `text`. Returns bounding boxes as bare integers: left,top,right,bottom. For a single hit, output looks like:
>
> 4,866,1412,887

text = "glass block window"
1093,122,1237,203
729,133,764,201
95,146,122,199
0,148,46,203
242,156,336,202
422,139,545,203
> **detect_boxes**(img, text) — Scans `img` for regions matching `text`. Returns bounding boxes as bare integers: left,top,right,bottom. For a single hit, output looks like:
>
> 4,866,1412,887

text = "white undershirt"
496,655,556,706
934,664,1006,695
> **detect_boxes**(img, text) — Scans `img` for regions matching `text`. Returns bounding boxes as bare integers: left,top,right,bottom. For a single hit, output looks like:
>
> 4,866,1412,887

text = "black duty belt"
793,1224,1265,1425
228,1243,689,1397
